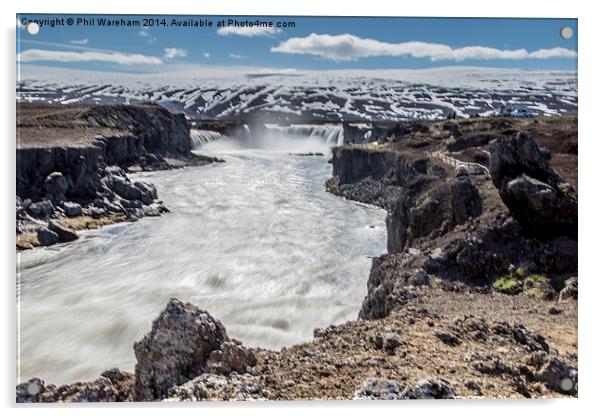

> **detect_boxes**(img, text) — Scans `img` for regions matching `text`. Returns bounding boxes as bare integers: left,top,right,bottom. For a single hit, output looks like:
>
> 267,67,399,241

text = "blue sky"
16,14,578,73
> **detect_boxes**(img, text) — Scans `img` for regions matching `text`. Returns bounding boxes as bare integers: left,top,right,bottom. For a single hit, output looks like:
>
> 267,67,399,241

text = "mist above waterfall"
194,124,344,154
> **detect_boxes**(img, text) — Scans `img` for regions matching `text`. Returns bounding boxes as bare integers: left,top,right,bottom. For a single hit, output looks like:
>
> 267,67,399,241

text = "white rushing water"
17,134,387,385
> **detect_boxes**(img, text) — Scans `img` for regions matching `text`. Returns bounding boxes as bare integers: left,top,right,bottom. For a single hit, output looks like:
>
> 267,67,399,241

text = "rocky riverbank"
16,116,578,402
16,102,222,250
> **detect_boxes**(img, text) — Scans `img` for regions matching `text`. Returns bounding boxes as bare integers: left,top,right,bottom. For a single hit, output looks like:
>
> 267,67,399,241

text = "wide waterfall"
265,124,344,146
190,129,223,149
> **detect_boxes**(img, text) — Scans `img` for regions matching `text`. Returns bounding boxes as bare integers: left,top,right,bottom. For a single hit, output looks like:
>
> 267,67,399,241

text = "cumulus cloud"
163,48,188,59
217,26,280,37
229,53,248,60
70,39,89,45
17,48,163,65
271,33,577,61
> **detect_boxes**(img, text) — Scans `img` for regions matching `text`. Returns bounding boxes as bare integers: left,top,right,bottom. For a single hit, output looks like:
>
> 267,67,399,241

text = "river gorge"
17,135,387,385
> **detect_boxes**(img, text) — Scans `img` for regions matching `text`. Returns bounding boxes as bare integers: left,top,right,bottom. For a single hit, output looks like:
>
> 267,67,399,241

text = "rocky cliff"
325,117,577,321
16,102,219,250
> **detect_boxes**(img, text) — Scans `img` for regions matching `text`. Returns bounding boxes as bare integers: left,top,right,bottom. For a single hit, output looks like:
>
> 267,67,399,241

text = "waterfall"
190,129,223,149
265,124,344,146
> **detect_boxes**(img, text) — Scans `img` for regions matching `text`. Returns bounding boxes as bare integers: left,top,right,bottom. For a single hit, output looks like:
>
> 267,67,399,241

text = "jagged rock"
133,298,229,401
371,330,403,354
353,378,402,400
165,373,266,401
112,176,142,201
489,133,577,236
512,323,549,352
206,341,257,374
26,199,54,218
559,277,578,301
43,172,70,202
454,316,489,342
48,220,78,242
16,370,134,403
535,358,577,395
36,227,58,246
401,378,456,399
134,181,158,205
433,330,461,346
16,378,47,403
451,175,482,225
62,201,83,217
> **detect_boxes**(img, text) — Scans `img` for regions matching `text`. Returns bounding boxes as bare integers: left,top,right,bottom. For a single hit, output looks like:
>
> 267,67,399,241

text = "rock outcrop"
133,298,230,401
489,133,577,237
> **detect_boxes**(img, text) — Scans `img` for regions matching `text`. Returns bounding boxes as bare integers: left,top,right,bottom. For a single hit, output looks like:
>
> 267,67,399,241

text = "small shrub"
493,276,521,293
525,274,546,283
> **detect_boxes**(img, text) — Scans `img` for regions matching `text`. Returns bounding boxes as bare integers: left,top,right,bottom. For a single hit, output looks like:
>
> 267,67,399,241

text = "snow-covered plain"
17,64,577,121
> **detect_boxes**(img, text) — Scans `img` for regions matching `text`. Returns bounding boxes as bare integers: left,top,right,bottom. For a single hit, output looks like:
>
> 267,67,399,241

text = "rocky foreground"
17,116,577,402
16,102,221,250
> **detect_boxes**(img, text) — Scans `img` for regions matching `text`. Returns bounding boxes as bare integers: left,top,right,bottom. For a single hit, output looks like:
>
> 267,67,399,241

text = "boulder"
36,227,58,246
134,181,158,205
489,133,577,236
43,172,70,202
112,176,142,201
400,378,456,399
353,378,402,400
133,298,229,401
26,199,54,219
62,202,83,217
48,220,78,242
535,358,577,395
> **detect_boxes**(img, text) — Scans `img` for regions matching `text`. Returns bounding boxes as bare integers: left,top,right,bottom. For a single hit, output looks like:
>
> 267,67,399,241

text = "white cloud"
138,28,157,44
271,33,577,61
70,39,89,45
164,48,188,59
217,26,280,37
527,47,578,59
229,53,248,60
203,52,210,59
17,49,163,65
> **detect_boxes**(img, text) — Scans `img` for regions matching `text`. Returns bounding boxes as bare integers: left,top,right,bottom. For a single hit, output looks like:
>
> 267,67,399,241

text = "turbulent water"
17,135,387,385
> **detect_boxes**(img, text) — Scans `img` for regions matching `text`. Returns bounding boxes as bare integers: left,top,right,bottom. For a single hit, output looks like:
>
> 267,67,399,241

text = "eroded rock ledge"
16,102,221,250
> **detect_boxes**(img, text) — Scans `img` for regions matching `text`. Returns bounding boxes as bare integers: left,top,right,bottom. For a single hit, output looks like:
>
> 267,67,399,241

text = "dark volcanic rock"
353,378,402,400
48,220,78,242
133,298,229,401
401,378,456,399
36,227,58,246
433,329,461,346
535,358,577,395
489,133,577,236
16,369,134,403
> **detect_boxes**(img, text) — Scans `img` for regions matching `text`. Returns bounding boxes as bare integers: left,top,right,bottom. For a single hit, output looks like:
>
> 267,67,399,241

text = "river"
17,134,387,385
